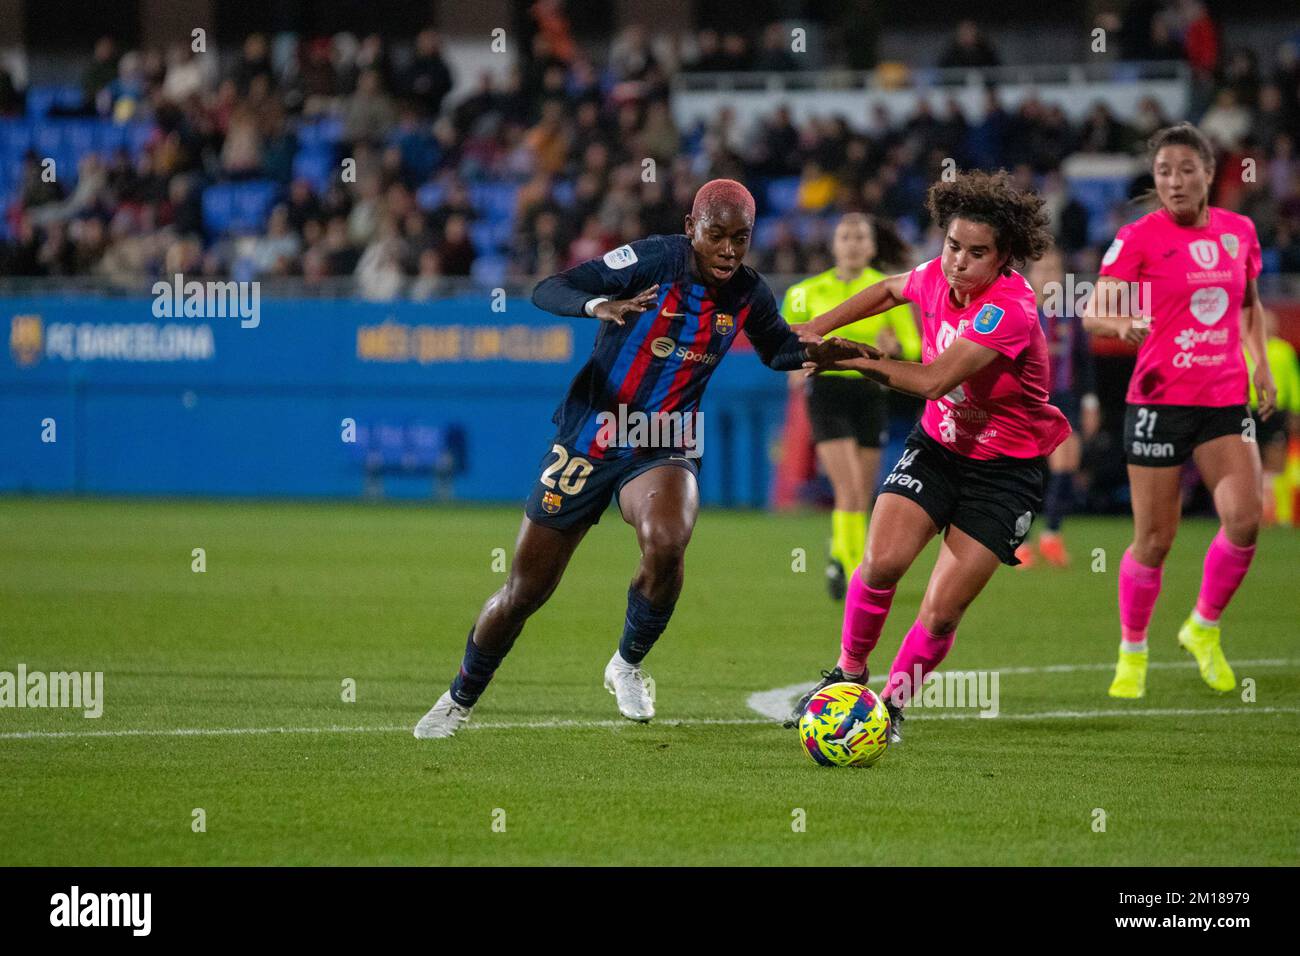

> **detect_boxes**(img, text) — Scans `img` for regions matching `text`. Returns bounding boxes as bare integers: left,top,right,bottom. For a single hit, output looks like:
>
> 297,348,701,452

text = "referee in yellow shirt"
781,213,921,599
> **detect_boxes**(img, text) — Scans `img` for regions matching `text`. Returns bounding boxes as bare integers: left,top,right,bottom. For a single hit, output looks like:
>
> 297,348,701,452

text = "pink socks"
881,619,955,706
1195,530,1256,623
1118,547,1162,647
838,569,895,676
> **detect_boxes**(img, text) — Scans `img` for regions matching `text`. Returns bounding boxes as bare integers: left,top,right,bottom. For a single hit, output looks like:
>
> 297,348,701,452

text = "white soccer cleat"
603,652,655,722
413,690,473,739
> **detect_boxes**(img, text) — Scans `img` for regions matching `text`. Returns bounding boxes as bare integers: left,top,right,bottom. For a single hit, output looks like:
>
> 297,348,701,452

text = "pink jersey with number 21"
1098,206,1261,407
902,258,1070,461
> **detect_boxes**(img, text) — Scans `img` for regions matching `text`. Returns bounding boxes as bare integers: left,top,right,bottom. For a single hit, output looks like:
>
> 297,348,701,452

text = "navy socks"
448,628,505,707
618,585,676,665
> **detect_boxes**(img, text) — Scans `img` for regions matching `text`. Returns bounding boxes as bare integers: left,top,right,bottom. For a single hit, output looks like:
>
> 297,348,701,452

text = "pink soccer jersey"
902,258,1071,460
1098,206,1261,406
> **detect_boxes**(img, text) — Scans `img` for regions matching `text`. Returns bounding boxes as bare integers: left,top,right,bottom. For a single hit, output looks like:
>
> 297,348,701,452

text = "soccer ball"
798,682,890,767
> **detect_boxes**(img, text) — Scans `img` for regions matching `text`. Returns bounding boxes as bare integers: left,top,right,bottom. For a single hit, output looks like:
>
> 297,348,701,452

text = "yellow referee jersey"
781,266,920,377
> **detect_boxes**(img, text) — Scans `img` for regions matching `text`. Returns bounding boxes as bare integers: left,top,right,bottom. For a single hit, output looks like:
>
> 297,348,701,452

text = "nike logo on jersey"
660,311,686,317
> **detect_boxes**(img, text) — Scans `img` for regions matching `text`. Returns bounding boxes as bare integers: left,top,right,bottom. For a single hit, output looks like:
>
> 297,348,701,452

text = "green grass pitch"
1,498,1297,865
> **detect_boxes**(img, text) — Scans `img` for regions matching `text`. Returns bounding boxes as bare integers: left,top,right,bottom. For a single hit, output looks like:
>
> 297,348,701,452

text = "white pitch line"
0,717,774,741
746,657,1300,721
1,659,1296,741
3,705,1299,742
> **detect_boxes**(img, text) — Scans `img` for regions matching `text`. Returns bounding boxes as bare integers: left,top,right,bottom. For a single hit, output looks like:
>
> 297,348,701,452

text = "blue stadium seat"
296,116,343,147
470,255,507,287
469,219,513,251
415,182,445,211
92,122,127,154
753,215,781,250
202,180,279,236
1067,177,1130,245
470,182,518,222
25,84,84,118
764,177,801,215
126,122,154,155
550,179,575,208
0,118,33,153
292,146,335,195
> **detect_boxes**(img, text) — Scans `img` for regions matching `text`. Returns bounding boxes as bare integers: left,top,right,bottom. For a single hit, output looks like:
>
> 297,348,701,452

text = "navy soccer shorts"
524,441,700,530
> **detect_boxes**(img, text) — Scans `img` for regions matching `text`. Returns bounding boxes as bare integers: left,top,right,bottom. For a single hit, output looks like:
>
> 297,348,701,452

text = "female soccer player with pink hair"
1086,123,1275,699
787,170,1069,741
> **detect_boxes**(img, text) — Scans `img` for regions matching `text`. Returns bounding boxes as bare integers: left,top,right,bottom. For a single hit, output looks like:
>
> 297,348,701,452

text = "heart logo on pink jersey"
1189,286,1228,326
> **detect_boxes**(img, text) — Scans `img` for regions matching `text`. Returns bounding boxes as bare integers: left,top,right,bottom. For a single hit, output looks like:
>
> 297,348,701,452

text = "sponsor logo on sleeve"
1101,239,1123,267
972,304,1005,334
603,245,638,269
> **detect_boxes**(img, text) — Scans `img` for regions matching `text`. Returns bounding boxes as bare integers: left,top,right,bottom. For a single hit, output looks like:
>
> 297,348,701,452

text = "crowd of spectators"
1,0,1299,297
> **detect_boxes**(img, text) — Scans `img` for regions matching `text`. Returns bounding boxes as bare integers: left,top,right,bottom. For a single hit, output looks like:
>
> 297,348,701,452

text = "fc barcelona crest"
1220,233,1239,260
9,314,42,367
541,491,563,514
714,312,734,335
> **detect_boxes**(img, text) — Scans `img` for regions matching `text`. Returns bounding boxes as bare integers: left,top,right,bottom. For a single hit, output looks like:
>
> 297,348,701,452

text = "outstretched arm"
805,336,998,402
803,272,910,338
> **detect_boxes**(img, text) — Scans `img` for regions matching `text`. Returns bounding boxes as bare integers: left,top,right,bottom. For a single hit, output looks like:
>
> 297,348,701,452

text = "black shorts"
1123,403,1250,467
524,441,700,530
880,427,1049,566
806,375,888,448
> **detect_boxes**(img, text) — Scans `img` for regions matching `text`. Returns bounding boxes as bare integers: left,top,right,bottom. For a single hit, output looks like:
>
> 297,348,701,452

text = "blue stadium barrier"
0,296,787,507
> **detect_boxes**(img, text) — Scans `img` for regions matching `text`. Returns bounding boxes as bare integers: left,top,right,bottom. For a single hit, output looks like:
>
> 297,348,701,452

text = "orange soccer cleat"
1014,543,1037,568
1037,532,1070,567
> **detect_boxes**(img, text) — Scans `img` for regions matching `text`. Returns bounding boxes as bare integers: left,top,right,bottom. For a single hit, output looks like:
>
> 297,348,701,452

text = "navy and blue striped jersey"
531,234,805,459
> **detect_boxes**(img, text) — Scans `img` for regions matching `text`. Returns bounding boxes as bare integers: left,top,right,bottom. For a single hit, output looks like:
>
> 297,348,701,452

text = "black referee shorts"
806,375,889,449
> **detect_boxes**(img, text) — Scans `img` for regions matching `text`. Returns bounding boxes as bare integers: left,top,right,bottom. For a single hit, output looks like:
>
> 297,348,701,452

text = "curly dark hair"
924,169,1053,275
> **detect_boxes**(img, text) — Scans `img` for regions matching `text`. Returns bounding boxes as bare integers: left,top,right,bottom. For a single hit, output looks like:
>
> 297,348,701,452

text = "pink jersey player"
906,257,1071,461
784,170,1073,742
1100,206,1261,408
1086,123,1276,702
